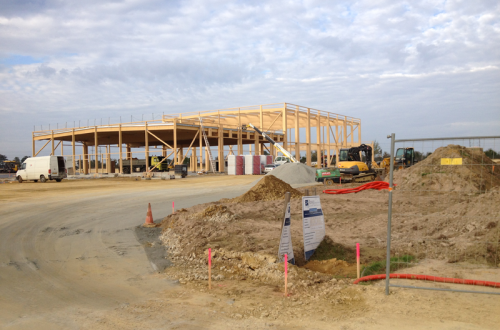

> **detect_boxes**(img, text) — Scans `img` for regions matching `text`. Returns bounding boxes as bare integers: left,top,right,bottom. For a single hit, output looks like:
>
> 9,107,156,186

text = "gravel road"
0,179,253,329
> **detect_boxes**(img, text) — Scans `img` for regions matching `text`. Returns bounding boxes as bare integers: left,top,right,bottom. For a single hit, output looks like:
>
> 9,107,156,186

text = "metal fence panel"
385,135,500,295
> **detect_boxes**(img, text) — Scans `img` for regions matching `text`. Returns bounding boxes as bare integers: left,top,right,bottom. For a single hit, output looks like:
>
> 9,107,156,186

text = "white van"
16,156,67,183
274,156,290,165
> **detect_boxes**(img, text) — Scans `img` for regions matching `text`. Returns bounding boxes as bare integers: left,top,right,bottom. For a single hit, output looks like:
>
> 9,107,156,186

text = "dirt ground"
1,169,499,329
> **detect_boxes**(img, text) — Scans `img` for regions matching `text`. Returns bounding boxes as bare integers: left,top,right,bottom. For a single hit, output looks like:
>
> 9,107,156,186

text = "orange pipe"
353,273,500,288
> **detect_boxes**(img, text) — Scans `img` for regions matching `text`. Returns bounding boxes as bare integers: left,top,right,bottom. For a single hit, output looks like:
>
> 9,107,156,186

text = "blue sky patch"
0,55,44,66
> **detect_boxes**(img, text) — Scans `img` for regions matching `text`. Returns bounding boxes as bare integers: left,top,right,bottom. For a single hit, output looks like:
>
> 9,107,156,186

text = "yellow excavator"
337,144,377,182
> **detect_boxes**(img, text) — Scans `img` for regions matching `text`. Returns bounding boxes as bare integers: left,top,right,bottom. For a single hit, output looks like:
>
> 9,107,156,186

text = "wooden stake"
208,248,212,290
356,243,360,279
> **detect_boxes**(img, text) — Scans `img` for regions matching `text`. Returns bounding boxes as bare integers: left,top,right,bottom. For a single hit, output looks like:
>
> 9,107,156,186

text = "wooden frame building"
32,103,368,174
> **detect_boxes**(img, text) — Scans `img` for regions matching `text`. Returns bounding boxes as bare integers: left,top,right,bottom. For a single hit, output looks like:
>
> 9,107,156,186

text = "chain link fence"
385,135,500,295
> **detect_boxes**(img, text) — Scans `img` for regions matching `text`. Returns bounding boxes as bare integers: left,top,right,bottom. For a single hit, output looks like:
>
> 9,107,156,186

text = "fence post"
385,133,396,295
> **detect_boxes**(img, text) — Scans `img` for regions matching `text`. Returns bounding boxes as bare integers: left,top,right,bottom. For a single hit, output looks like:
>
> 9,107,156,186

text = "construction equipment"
376,147,416,173
200,117,216,173
122,156,170,174
315,167,353,185
1,160,19,173
244,123,299,163
337,144,377,183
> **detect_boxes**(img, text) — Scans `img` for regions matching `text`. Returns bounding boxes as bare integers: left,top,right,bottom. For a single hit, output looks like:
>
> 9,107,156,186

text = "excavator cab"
395,147,415,168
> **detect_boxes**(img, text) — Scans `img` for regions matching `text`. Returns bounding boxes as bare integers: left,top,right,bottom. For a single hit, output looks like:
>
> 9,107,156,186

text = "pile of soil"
193,205,236,223
231,175,303,202
391,145,500,193
304,258,356,277
267,163,317,184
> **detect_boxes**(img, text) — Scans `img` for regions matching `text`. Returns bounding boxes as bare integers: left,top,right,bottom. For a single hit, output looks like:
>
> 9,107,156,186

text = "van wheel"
40,175,47,183
17,176,23,183
55,179,62,182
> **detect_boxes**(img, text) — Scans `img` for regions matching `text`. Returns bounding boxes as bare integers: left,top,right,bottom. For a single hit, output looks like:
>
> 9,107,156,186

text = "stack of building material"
244,155,261,175
228,155,244,175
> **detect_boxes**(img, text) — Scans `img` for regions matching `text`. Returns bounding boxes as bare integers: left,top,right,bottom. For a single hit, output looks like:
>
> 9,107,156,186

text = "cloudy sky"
1,0,499,158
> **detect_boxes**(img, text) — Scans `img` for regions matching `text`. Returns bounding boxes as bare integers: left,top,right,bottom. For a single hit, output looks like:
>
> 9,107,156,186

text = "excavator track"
353,173,376,183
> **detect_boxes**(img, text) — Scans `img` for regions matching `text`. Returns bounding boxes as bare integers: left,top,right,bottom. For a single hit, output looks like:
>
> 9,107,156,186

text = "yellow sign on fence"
441,158,463,165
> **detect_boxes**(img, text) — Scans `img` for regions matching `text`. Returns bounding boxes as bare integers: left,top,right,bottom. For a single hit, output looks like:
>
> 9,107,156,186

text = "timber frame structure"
32,103,369,174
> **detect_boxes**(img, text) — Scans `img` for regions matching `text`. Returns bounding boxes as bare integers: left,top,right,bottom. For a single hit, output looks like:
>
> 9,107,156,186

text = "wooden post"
119,125,123,174
238,108,243,155
350,121,354,146
72,129,76,173
306,108,311,166
282,106,287,151
199,127,203,170
193,146,197,171
51,130,54,155
61,139,64,156
83,143,89,174
254,130,260,156
173,118,177,165
145,123,149,172
219,126,225,172
358,121,362,144
327,114,331,167
335,116,340,164
106,145,111,173
343,119,348,148
94,127,98,174
295,106,300,161
316,113,321,168
259,105,264,155
205,147,209,171
32,132,35,157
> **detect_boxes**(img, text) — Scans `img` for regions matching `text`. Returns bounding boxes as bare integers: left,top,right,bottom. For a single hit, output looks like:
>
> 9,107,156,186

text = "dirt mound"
232,175,303,202
194,205,236,223
390,145,500,193
267,162,317,184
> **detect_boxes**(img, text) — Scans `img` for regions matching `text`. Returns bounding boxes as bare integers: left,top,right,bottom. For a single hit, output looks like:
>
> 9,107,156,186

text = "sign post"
278,192,295,265
302,195,325,261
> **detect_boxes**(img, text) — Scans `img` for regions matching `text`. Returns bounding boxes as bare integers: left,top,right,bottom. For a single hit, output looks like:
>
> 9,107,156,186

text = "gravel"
266,163,317,185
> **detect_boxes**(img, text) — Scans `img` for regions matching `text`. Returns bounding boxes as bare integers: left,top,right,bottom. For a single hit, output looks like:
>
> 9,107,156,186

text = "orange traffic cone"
144,203,154,226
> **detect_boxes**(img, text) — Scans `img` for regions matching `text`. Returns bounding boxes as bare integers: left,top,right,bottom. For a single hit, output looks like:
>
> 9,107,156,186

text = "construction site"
1,104,500,330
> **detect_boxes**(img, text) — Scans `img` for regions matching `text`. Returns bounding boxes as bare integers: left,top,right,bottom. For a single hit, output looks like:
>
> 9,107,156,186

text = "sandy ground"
0,175,499,329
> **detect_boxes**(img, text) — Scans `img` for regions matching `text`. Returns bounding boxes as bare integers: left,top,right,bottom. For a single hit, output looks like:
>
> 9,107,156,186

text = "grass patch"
361,255,416,277
309,237,356,263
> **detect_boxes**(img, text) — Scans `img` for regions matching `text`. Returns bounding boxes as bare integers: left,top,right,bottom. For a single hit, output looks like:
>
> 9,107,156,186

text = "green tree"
13,157,20,163
183,157,190,165
21,156,29,163
485,149,499,159
0,154,7,162
311,151,317,162
373,140,383,161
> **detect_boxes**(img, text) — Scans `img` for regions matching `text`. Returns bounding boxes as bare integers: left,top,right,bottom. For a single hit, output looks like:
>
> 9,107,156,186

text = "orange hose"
353,274,500,288
323,181,395,195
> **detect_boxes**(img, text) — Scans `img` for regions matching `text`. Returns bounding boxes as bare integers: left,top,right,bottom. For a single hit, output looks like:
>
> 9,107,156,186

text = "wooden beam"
145,122,149,172
173,118,177,165
180,130,199,164
316,113,321,168
119,125,123,174
32,132,35,157
265,112,282,133
50,141,62,156
295,106,300,160
72,129,76,173
327,114,331,167
282,106,287,151
35,139,51,157
147,130,174,149
306,108,311,166
94,127,98,174
51,130,54,155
